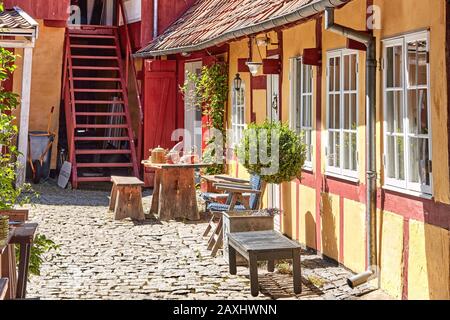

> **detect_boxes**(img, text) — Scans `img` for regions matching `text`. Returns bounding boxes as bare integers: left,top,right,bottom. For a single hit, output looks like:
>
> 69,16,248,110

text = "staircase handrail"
117,0,144,169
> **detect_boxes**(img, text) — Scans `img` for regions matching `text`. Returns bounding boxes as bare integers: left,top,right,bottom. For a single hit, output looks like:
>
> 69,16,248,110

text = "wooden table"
142,161,210,221
227,230,302,297
109,176,145,221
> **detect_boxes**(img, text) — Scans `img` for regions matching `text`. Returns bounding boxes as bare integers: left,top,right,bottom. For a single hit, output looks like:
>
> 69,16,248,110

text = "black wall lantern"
233,73,242,91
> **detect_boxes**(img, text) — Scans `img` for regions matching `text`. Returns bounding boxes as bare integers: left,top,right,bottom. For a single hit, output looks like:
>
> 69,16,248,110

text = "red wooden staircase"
62,25,140,189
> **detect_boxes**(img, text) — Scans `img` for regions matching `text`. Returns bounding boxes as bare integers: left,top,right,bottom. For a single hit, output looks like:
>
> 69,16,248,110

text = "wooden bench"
227,230,302,297
109,176,145,221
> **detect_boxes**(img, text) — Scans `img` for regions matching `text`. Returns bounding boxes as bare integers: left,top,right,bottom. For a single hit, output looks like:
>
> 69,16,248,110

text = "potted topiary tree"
221,121,307,264
236,120,307,185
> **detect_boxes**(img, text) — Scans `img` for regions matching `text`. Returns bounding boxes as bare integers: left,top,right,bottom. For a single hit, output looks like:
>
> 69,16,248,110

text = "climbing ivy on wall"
181,62,229,175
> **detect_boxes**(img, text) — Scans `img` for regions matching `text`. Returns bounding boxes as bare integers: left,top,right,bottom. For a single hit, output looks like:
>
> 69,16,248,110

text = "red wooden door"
143,60,177,186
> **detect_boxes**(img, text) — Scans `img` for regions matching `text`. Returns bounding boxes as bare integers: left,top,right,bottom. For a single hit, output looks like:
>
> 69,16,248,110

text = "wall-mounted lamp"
233,73,242,91
256,36,270,47
246,61,262,76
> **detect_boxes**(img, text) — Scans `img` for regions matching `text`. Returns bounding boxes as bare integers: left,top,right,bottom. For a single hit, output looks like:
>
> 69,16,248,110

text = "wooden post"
17,47,34,187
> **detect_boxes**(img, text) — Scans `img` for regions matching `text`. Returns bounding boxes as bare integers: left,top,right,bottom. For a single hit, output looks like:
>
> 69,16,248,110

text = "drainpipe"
153,0,158,39
324,7,378,289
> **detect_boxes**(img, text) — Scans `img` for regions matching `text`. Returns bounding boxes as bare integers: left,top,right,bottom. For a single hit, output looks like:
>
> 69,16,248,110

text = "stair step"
76,149,132,155
75,112,126,116
75,137,130,142
77,163,133,168
69,34,116,39
71,44,117,49
74,89,123,93
76,124,128,129
72,66,120,71
71,77,122,82
75,100,125,105
72,55,119,60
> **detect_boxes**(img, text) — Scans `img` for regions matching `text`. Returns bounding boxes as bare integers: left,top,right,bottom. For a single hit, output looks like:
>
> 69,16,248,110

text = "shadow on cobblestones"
24,181,379,300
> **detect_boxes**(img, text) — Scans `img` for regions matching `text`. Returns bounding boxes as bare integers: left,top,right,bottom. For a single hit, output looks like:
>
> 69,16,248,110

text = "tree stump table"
142,161,211,221
227,230,302,297
110,176,145,221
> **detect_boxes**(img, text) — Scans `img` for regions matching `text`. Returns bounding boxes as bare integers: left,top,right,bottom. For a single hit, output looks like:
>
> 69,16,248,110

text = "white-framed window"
290,57,314,169
231,82,246,147
383,31,432,195
326,49,359,179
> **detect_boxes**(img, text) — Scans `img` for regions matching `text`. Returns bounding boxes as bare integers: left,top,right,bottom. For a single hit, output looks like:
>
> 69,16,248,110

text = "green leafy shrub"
236,121,307,184
16,234,60,277
181,63,228,175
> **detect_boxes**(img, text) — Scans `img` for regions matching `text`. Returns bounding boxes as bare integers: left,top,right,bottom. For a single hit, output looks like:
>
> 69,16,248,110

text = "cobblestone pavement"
25,182,380,300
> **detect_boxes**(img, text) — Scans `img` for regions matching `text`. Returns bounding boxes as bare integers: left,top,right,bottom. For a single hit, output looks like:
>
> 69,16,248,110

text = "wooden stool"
110,176,145,221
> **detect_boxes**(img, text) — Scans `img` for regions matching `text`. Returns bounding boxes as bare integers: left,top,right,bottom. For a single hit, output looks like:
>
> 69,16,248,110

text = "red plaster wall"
3,0,70,21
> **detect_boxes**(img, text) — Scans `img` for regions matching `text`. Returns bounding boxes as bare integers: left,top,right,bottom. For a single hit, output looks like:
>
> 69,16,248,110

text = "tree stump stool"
110,176,145,221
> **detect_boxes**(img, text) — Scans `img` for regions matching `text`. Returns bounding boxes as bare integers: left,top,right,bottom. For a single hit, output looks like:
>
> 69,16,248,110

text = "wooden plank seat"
109,176,145,221
227,230,302,297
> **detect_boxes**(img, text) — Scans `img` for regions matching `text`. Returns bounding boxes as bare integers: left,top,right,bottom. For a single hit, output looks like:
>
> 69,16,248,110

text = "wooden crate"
222,211,274,265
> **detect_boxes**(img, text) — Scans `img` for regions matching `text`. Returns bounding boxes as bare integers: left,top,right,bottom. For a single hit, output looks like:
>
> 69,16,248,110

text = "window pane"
351,133,357,171
351,93,357,130
328,94,335,129
408,89,427,134
408,137,430,186
303,129,312,163
386,91,403,133
334,95,340,129
417,40,427,86
397,136,405,181
407,42,418,87
329,58,335,91
386,135,396,179
335,132,341,168
387,46,403,88
343,132,350,170
344,55,350,91
328,131,335,167
335,57,341,91
350,54,357,90
344,94,350,129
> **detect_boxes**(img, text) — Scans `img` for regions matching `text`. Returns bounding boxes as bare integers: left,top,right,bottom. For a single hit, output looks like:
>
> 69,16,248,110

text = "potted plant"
220,122,306,263
236,120,307,185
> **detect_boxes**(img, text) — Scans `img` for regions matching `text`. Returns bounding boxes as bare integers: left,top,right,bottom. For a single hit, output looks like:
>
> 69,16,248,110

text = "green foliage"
181,63,228,175
0,25,58,278
0,47,29,210
16,234,60,278
236,121,307,184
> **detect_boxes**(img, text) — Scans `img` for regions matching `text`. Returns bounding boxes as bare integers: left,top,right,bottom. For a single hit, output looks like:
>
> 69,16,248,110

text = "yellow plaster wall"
408,220,450,300
343,199,366,273
13,20,65,169
320,192,340,261
298,184,317,249
377,210,404,299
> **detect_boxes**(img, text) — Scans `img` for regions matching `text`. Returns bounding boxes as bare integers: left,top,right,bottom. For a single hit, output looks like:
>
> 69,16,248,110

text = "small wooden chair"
109,176,145,221
204,175,265,257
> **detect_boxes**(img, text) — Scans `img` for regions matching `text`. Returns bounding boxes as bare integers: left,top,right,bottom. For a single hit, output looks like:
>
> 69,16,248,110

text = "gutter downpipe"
324,7,378,289
153,0,158,39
